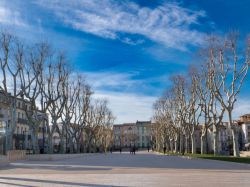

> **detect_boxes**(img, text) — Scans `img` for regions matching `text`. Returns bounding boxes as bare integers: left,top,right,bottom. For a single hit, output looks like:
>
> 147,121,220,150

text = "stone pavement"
0,151,250,186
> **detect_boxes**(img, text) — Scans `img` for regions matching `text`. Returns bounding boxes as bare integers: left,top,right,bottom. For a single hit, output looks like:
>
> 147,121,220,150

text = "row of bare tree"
0,31,114,154
153,33,250,157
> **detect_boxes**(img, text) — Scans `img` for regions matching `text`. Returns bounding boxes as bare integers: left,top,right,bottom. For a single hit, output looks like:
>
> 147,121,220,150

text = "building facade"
239,114,250,150
0,90,48,154
113,121,152,149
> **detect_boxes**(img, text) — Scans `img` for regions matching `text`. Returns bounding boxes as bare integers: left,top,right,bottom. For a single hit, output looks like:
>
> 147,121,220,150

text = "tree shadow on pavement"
5,163,112,172
4,152,250,171
0,181,33,187
0,177,125,187
39,152,250,171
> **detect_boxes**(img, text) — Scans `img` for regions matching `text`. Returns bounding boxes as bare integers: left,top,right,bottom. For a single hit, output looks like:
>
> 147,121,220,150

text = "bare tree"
70,80,92,153
186,67,202,154
207,33,250,157
19,43,50,153
0,32,23,150
92,99,115,152
59,75,81,153
38,52,68,153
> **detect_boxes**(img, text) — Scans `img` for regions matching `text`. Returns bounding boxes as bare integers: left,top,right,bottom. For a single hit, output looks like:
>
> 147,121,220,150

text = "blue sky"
1,0,250,123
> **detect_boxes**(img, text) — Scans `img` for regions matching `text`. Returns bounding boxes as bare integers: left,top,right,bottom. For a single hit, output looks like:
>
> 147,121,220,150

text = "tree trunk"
169,139,173,152
179,134,183,153
48,135,53,154
59,138,65,154
201,134,206,154
174,135,178,153
69,137,74,153
31,131,39,154
228,111,240,157
76,138,81,153
185,135,189,153
191,133,196,154
232,128,240,157
213,126,219,155
6,132,13,151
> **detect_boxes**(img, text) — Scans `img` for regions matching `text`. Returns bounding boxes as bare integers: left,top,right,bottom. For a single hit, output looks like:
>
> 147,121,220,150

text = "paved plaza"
0,151,250,186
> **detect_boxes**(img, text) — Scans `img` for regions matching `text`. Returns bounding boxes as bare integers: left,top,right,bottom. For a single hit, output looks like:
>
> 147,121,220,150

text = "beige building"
239,114,250,149
0,90,48,154
113,121,152,148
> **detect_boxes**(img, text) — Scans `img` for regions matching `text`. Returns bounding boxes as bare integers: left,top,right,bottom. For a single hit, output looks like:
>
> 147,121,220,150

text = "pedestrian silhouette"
133,145,136,155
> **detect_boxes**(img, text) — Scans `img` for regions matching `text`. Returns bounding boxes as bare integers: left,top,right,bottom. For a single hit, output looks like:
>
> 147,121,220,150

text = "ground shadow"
4,152,250,171
5,164,112,172
0,177,125,187
39,152,250,170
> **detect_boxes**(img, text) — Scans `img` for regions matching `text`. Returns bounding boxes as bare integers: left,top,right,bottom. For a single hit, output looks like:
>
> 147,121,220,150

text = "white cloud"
233,97,250,119
0,6,26,27
85,71,141,89
83,71,158,123
93,91,156,124
36,0,206,49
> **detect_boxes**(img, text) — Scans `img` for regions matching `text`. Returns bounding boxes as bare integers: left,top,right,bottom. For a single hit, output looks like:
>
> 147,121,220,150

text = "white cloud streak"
93,91,156,124
0,5,26,27
36,0,206,49
84,71,157,123
85,71,140,89
233,97,250,119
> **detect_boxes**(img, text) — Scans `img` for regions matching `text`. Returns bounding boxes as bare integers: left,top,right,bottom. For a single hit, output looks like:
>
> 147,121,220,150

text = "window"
17,126,19,134
18,102,20,108
18,112,20,118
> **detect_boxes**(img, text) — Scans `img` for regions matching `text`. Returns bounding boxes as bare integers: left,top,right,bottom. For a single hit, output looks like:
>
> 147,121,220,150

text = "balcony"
13,134,31,140
17,118,28,124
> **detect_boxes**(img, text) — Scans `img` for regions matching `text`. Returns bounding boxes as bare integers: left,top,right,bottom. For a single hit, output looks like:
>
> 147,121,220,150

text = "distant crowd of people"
108,145,152,155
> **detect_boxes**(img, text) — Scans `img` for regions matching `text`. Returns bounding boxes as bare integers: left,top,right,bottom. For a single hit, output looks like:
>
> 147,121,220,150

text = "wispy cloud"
233,97,250,119
93,91,156,124
85,71,140,90
0,4,26,27
36,0,206,50
85,71,165,123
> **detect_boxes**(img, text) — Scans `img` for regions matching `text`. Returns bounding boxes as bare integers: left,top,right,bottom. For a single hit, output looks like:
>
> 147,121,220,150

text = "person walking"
163,146,166,154
147,145,150,152
133,145,136,155
120,147,122,154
